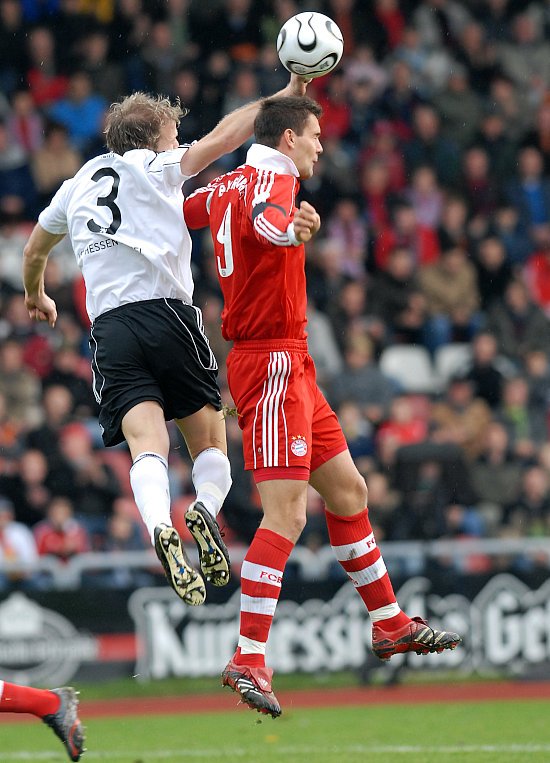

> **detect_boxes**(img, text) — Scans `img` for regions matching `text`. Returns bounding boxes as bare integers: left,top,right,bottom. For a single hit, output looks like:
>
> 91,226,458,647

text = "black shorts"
89,299,222,447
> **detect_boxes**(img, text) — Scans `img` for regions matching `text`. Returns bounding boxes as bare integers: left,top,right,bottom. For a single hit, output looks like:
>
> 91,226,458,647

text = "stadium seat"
433,343,472,389
379,345,438,394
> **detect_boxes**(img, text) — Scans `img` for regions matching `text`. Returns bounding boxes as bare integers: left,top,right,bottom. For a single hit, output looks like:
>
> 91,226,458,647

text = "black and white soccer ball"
277,12,344,80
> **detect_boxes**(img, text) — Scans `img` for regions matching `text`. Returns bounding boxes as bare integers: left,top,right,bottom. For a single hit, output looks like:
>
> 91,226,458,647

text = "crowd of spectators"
2,0,550,586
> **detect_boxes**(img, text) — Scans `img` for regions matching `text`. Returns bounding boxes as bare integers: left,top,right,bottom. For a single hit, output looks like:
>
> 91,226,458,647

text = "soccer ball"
277,12,344,80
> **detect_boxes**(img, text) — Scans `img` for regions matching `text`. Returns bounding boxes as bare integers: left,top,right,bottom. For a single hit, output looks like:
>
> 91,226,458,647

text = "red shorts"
226,339,348,481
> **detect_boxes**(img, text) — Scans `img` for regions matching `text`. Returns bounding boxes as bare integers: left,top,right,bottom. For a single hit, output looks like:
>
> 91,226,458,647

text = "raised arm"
23,224,65,327
180,74,309,177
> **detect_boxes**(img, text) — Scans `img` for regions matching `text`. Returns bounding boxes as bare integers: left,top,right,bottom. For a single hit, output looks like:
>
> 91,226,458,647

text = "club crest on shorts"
290,435,308,457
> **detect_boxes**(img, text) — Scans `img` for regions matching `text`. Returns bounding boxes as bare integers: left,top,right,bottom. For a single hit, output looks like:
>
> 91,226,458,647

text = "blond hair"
104,92,187,154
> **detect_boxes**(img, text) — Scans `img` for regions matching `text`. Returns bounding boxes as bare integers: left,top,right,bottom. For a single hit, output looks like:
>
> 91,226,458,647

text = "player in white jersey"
23,76,309,605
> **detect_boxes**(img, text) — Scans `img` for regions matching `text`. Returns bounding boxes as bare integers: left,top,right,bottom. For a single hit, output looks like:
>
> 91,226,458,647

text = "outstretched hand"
294,201,321,243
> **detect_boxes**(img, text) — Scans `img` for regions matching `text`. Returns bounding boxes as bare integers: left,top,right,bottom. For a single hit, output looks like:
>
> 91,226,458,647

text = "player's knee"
342,472,368,514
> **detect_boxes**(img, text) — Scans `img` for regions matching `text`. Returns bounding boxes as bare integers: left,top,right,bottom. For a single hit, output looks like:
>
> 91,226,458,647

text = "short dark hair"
254,96,322,149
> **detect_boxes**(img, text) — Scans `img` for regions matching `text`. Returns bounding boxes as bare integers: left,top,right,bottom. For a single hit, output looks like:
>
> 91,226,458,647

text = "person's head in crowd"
45,495,75,530
511,12,540,45
390,198,417,235
19,448,50,486
389,59,414,93
41,384,75,424
26,26,57,68
517,146,544,182
463,146,492,182
59,421,94,461
344,332,375,370
471,330,499,366
503,278,531,314
384,245,416,279
337,280,368,320
477,236,507,269
447,373,476,407
412,104,441,142
501,374,530,410
523,348,550,379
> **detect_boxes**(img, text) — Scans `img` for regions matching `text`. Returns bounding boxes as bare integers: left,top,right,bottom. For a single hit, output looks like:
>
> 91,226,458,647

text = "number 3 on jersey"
216,203,234,278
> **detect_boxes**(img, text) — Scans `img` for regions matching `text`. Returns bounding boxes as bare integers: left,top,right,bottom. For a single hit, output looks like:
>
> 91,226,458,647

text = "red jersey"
184,144,307,341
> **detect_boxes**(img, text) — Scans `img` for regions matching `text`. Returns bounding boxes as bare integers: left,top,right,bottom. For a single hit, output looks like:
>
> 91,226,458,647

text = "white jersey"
38,147,195,322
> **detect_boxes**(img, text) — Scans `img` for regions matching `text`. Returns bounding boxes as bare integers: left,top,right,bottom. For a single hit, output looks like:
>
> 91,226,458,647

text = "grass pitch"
1,698,549,763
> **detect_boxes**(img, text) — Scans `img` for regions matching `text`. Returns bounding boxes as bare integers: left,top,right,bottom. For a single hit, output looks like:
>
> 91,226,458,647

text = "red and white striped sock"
0,681,60,717
325,507,410,632
234,528,294,668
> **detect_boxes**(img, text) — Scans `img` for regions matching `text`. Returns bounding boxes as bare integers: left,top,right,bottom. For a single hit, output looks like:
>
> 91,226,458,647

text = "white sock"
130,452,171,544
192,447,232,518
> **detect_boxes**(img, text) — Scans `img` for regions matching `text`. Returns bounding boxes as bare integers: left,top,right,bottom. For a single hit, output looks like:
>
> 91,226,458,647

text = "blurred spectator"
99,509,153,588
376,394,429,468
430,374,492,460
7,89,44,155
455,20,499,96
419,246,481,353
324,197,368,280
53,422,121,543
474,109,519,186
48,71,107,155
379,59,424,127
25,27,68,109
77,30,125,104
25,384,74,465
359,120,406,194
497,12,550,93
0,0,27,97
369,245,427,345
486,278,550,362
360,158,393,234
33,495,90,562
469,420,523,534
504,465,550,536
0,497,38,590
490,204,533,266
42,345,96,419
436,194,470,252
405,164,443,229
337,400,375,468
463,330,507,410
317,70,351,141
0,449,55,527
142,20,182,94
474,235,514,311
327,332,394,426
374,197,440,271
460,146,500,223
496,374,548,459
0,338,42,428
505,146,550,234
0,121,37,218
31,121,83,207
413,0,471,52
434,64,482,147
404,103,461,187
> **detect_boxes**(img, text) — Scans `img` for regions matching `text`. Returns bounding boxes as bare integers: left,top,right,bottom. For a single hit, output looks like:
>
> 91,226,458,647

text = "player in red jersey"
185,96,461,718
